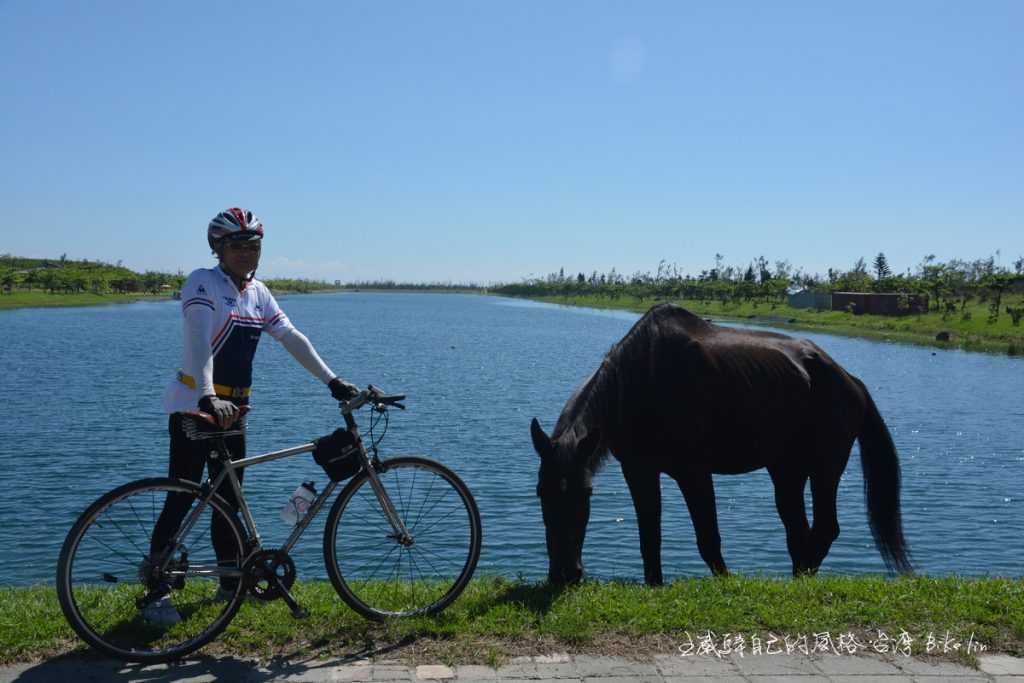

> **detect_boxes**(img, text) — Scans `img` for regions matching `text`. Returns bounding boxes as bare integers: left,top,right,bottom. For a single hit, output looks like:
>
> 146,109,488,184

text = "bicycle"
56,385,482,662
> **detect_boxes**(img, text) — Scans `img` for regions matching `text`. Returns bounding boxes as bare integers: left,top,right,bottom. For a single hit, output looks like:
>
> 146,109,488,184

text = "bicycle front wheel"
56,478,247,662
323,456,481,619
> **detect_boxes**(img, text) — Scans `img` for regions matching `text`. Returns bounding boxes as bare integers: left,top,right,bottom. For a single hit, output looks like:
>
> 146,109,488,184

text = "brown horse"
530,303,911,584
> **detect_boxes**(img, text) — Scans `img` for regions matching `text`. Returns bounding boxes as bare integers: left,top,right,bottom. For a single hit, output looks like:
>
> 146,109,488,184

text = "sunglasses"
225,241,262,252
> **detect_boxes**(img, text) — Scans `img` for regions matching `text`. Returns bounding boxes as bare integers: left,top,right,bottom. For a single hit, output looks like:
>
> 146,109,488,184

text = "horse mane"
551,365,614,476
552,304,705,476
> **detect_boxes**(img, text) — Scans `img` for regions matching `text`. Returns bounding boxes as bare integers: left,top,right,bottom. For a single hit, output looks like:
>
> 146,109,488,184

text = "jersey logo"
197,285,207,295
223,296,237,307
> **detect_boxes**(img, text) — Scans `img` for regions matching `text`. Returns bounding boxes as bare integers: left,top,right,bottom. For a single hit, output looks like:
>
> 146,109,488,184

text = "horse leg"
622,464,664,586
767,465,812,575
806,443,850,571
675,471,728,576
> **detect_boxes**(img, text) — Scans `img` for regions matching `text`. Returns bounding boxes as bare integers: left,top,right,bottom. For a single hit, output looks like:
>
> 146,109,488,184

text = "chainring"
243,549,297,602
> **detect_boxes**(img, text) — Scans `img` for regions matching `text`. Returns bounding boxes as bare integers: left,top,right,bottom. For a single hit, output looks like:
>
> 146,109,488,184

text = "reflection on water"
0,293,1021,584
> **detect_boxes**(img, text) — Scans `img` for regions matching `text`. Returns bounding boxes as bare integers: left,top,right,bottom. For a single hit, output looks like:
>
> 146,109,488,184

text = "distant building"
787,289,832,311
831,292,929,316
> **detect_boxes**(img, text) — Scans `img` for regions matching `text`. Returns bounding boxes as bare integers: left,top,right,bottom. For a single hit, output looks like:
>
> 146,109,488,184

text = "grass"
0,288,341,311
3,576,1022,665
526,294,1024,356
0,291,169,310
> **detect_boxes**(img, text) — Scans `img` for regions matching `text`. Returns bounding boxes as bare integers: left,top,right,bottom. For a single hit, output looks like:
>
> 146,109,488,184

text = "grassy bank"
3,576,1022,665
0,288,341,311
526,294,1024,356
340,287,489,294
0,291,169,310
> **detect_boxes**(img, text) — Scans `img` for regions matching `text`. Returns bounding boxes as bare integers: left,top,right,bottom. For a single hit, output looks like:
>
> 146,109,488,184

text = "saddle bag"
312,428,363,481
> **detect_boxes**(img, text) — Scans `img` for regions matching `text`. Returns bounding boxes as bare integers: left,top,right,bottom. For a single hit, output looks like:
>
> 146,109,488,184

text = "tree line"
494,252,1024,324
342,279,487,291
5,252,1022,324
0,255,338,296
0,254,180,294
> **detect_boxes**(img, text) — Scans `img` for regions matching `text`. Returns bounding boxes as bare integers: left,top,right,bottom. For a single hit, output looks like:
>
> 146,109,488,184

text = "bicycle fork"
344,412,413,546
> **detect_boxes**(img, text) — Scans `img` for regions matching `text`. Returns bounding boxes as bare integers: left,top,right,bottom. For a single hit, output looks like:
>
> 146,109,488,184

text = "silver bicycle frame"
167,426,413,576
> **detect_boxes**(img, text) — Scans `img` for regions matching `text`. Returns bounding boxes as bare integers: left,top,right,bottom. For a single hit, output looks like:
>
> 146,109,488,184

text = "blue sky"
2,1,1021,283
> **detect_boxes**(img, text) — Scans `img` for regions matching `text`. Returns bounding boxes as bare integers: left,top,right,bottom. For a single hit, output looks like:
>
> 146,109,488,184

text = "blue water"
0,293,1022,585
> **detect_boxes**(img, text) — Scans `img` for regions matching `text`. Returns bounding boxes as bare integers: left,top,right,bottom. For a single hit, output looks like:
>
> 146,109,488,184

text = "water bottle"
280,481,317,525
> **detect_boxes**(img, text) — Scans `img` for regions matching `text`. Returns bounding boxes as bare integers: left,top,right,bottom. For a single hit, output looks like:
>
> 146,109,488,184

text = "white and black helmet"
207,207,264,249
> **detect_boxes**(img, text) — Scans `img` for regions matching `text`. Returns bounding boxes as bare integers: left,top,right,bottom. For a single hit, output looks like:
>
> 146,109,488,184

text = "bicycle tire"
323,456,482,620
56,477,248,662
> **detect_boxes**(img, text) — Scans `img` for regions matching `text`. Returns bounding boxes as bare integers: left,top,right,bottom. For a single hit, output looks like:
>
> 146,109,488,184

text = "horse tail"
855,378,913,574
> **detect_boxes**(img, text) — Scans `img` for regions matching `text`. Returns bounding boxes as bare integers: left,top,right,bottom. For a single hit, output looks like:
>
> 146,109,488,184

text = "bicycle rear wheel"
323,456,481,619
56,478,247,662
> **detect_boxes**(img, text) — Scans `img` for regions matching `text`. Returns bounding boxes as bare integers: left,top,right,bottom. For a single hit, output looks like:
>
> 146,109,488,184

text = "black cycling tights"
150,413,246,589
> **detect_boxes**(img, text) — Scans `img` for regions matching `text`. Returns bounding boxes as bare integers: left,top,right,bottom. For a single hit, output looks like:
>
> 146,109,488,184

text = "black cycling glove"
328,377,360,401
198,395,239,428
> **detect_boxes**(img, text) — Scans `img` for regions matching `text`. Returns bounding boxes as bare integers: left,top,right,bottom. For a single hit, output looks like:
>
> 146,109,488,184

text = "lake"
0,292,1021,585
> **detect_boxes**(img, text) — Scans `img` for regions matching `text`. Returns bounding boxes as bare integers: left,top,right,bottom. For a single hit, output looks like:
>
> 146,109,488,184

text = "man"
146,207,357,624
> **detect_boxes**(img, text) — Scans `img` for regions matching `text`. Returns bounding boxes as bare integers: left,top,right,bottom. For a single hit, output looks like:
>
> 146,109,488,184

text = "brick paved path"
2,653,1022,683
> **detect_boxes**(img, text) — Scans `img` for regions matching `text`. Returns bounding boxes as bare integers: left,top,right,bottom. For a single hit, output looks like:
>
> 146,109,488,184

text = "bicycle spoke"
180,508,216,560
411,542,458,575
408,472,440,533
348,541,402,579
406,465,419,522
406,545,419,606
128,493,157,548
342,536,397,569
409,499,462,538
59,480,245,662
386,548,403,584
328,458,479,619
100,506,150,562
82,530,147,570
127,495,155,546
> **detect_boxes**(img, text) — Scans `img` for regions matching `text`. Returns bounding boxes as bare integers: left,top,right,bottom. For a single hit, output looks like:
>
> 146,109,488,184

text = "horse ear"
530,418,553,459
577,428,602,459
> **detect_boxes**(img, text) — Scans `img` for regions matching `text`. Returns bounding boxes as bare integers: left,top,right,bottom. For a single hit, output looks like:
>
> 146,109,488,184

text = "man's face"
218,239,261,279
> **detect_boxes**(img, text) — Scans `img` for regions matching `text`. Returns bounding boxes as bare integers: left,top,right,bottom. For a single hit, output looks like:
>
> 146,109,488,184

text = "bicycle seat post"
212,436,231,461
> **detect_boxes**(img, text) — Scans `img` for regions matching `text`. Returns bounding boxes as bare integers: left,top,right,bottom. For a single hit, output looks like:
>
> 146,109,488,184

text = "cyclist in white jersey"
147,207,358,625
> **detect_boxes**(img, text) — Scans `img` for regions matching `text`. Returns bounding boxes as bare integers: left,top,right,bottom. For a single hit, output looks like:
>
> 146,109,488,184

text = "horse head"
530,417,602,585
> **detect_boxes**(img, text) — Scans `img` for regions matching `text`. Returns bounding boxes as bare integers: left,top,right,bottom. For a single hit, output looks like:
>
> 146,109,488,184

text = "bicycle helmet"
207,208,264,249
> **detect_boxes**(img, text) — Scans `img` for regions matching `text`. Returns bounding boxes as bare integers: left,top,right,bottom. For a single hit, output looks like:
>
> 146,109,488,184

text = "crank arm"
270,574,309,619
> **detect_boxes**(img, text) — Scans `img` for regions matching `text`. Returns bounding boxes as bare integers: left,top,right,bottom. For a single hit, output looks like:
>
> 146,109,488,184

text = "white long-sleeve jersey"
163,265,336,413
